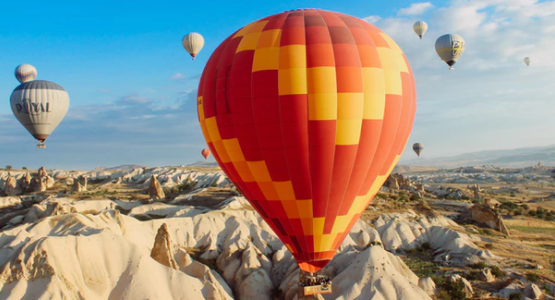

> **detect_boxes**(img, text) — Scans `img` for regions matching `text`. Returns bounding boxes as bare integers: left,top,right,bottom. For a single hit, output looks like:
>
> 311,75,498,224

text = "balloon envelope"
413,21,428,39
10,80,70,143
524,57,531,66
435,34,465,69
197,9,417,273
182,32,205,60
201,148,211,160
15,64,37,83
412,143,424,157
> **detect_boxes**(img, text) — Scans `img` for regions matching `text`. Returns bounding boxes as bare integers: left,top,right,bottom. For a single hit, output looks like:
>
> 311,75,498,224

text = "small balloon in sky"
435,34,465,70
413,143,424,157
182,32,205,60
523,57,531,66
413,21,428,39
15,64,37,83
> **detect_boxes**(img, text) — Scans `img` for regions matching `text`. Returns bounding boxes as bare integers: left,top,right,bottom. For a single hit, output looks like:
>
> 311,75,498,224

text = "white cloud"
398,2,435,16
170,72,186,81
363,15,381,24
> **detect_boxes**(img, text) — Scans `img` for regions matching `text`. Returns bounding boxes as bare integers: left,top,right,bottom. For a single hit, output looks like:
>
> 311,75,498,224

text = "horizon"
1,0,554,170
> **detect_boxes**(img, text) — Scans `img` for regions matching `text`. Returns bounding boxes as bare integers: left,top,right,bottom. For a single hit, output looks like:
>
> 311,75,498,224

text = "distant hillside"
93,164,145,171
186,161,220,168
399,144,555,168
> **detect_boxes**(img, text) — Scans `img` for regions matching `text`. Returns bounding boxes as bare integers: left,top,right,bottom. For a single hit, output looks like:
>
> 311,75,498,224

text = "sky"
0,0,554,170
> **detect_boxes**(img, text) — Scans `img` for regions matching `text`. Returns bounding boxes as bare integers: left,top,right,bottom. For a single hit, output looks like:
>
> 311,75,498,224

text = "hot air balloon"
551,169,555,179
524,57,531,66
10,80,70,148
15,64,37,83
413,21,428,39
201,148,211,160
413,143,424,157
182,32,205,60
197,8,416,282
435,34,465,70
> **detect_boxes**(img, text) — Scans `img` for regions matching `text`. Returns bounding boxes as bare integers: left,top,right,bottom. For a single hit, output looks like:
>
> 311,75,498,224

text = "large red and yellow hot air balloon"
197,9,416,273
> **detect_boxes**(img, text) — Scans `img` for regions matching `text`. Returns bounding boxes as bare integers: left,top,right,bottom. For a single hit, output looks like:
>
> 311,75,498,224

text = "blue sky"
1,0,554,170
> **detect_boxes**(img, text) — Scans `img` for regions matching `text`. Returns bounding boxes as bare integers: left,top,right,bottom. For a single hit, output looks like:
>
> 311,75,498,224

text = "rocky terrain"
0,165,553,299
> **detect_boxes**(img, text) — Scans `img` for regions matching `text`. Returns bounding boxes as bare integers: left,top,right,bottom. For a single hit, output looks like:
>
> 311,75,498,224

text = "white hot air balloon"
182,32,205,60
435,34,466,70
413,21,428,39
524,57,531,66
10,80,70,149
15,64,37,83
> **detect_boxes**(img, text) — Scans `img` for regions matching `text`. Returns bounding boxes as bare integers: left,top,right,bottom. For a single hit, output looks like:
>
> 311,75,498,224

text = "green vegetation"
402,244,440,278
508,293,523,300
5,165,12,170
433,277,468,300
525,272,540,283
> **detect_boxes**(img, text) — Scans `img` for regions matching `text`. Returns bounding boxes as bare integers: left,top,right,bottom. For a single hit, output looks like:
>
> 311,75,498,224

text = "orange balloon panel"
197,9,416,273
201,148,211,160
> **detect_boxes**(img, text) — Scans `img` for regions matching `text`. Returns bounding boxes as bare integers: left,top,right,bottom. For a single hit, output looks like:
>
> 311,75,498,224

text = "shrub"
508,293,523,300
490,265,505,278
5,165,12,170
464,271,480,281
526,272,540,283
520,204,529,210
484,243,493,250
514,209,523,216
470,261,487,269
420,242,431,251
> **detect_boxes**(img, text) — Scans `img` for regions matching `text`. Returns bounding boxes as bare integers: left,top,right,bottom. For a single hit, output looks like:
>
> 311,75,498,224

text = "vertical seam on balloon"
315,10,338,254
351,25,388,203
324,14,365,244
242,17,297,249
293,9,312,262
270,11,309,259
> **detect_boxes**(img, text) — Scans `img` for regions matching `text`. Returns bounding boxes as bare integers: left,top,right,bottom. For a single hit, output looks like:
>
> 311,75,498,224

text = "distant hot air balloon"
412,143,424,157
524,57,531,66
197,9,416,276
10,80,70,148
201,148,211,160
413,21,428,39
551,169,555,179
15,64,37,83
435,34,465,70
182,32,205,60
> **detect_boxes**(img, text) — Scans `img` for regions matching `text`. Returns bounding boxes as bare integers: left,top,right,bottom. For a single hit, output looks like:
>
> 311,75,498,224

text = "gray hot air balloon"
10,80,70,149
523,57,531,66
15,64,37,83
412,143,424,157
435,34,465,70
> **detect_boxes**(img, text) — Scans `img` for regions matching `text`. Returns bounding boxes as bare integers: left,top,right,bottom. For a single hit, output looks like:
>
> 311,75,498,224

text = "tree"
22,166,28,170
5,165,12,170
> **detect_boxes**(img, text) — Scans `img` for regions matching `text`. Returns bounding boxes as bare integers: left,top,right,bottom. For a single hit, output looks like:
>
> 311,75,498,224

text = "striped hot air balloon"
10,80,70,148
182,32,205,60
197,9,416,274
412,143,424,157
15,64,37,83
